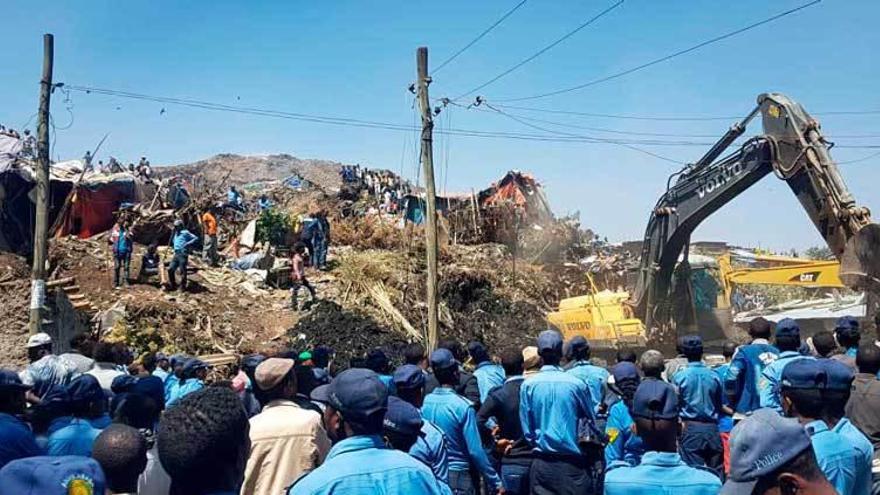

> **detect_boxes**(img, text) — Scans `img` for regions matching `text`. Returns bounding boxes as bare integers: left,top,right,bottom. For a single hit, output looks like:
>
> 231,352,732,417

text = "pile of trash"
0,253,33,367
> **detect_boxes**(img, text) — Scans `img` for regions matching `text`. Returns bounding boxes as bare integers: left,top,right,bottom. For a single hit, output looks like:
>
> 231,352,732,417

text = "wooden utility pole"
416,47,439,352
28,34,54,334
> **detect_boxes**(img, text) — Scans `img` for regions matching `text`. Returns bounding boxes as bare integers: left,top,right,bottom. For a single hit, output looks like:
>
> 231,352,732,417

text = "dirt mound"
157,154,343,191
0,253,32,367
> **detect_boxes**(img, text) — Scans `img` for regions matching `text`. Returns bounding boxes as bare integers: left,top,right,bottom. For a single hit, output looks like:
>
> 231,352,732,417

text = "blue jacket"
834,418,872,495
713,364,734,433
604,401,644,466
672,362,723,422
759,352,813,412
0,413,43,469
171,229,198,254
112,226,133,255
604,451,721,495
164,374,180,404
519,365,594,456
472,362,505,404
807,420,859,495
46,418,101,457
167,378,204,408
288,435,448,495
409,419,449,484
724,339,779,414
422,387,501,489
566,361,609,414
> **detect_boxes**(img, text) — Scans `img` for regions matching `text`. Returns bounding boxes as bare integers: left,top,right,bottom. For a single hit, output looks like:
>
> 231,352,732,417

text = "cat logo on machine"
789,271,820,283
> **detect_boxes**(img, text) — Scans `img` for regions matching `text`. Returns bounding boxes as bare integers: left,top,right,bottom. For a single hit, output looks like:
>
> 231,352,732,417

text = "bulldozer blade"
840,223,880,293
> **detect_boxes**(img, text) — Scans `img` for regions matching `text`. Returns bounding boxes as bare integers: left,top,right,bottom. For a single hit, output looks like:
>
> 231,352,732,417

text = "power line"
454,0,624,100
433,0,529,74
494,0,821,102
838,150,880,165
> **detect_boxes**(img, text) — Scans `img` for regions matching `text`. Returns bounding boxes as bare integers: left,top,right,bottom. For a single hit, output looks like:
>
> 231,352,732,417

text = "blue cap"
241,354,266,374
170,354,188,368
775,318,800,338
834,316,860,340
0,455,106,495
131,375,166,408
310,384,331,404
111,374,138,394
383,396,424,436
611,362,639,383
36,385,71,416
393,364,426,390
467,341,490,364
312,367,331,386
429,348,458,371
182,358,209,376
721,409,812,495
678,335,703,354
819,358,854,391
632,380,678,420
565,336,590,359
67,375,105,406
537,330,563,354
780,359,826,390
0,369,30,391
328,368,388,419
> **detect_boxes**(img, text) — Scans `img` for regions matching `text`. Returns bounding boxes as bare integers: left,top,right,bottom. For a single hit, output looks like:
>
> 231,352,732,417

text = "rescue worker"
0,370,42,469
519,330,595,494
200,206,219,267
724,317,779,416
393,364,450,485
846,345,880,455
288,369,447,495
760,318,813,412
109,219,133,288
603,361,644,467
476,347,532,495
721,408,836,495
227,185,244,212
713,341,736,475
565,336,609,415
167,359,209,408
422,349,502,495
468,341,505,404
819,358,872,495
167,219,198,292
831,315,860,371
19,333,76,400
672,335,725,476
780,359,859,495
604,380,721,495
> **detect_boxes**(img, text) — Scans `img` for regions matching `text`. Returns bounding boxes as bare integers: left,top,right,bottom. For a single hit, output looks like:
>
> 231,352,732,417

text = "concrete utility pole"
29,33,54,334
416,47,439,352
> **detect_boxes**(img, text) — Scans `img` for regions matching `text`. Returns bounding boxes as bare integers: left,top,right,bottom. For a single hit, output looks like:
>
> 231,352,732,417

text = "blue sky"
2,0,878,251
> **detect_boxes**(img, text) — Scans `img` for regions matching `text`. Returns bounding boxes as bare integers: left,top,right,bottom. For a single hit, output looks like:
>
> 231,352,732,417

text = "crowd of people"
2,312,880,494
341,164,413,214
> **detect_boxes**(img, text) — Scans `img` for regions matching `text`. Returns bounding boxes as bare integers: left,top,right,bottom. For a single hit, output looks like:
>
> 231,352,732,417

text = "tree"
804,245,834,260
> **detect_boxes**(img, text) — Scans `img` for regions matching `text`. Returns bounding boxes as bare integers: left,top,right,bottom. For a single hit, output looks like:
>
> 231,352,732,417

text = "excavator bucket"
839,223,880,293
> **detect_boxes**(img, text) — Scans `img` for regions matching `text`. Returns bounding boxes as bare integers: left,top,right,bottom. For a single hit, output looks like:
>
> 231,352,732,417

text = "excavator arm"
630,93,878,331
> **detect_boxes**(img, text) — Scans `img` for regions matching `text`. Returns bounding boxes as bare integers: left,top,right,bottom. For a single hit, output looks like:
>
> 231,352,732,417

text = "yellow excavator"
547,93,880,348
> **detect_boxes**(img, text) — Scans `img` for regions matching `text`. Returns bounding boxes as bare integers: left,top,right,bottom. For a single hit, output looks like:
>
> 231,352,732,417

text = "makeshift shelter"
478,170,553,222
401,194,453,225
55,173,143,238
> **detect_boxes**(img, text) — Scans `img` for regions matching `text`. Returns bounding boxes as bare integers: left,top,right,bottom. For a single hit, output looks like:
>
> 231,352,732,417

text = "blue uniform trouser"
680,420,723,478
448,469,475,495
168,252,189,290
530,454,595,495
501,460,532,495
312,237,327,268
113,253,131,287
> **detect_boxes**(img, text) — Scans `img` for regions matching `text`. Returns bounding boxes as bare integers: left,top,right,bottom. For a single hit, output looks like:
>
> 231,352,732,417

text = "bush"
256,209,291,246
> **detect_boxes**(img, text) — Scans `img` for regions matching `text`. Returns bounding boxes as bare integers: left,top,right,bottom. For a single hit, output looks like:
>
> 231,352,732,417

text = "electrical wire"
494,0,821,102
433,0,529,74
454,0,624,100
837,150,880,165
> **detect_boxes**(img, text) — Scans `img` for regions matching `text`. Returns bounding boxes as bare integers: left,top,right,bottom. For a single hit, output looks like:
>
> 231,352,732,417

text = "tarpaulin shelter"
401,194,453,225
478,170,552,221
55,172,143,238
0,168,72,254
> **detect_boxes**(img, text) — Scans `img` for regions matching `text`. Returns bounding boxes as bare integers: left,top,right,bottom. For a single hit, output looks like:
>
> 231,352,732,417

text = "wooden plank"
46,277,75,288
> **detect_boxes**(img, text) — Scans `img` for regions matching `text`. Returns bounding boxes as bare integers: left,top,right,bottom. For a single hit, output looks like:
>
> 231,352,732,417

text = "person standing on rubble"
109,219,133,288
291,242,317,311
167,219,198,292
314,210,330,271
200,206,219,267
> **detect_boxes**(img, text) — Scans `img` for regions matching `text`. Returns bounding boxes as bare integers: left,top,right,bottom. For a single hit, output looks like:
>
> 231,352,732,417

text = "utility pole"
29,34,54,335
416,46,439,352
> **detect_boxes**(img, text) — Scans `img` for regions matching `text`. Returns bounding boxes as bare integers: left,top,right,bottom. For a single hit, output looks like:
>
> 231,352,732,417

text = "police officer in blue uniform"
519,330,596,495
422,349,502,495
603,361,644,467
289,368,447,495
819,358,872,495
724,317,779,416
831,315,860,370
468,342,505,404
565,336,609,416
779,359,860,495
604,380,721,495
672,335,725,476
759,318,813,412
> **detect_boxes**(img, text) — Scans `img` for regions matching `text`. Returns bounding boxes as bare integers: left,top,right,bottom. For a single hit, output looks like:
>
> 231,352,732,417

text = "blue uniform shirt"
167,378,204,408
164,374,180,404
422,388,501,489
88,414,112,430
713,364,734,433
604,451,721,495
409,419,450,484
288,435,448,495
519,365,594,456
46,418,101,457
846,347,858,358
724,339,779,414
834,418,872,495
806,420,859,495
604,401,644,466
0,413,43,469
377,375,397,395
473,362,505,404
566,360,609,414
672,362,723,422
171,229,198,253
759,352,813,412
